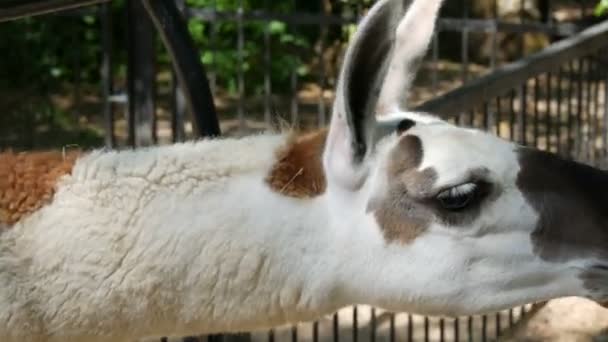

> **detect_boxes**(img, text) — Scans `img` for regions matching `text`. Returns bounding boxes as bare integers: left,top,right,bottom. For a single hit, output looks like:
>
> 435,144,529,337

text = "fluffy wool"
0,134,345,341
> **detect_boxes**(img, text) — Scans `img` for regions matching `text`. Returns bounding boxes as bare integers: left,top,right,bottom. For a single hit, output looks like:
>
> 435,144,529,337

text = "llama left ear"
324,0,444,191
376,0,444,116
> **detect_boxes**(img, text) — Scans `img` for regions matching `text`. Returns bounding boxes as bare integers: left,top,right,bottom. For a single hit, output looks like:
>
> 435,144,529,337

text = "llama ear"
376,0,444,116
324,0,443,191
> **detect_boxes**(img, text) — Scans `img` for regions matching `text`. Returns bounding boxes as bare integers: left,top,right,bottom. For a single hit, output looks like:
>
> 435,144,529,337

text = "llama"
1,0,607,341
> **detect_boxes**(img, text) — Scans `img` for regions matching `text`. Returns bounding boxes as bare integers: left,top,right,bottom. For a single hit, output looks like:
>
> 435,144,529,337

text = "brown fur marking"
266,129,328,198
370,135,437,244
0,150,81,226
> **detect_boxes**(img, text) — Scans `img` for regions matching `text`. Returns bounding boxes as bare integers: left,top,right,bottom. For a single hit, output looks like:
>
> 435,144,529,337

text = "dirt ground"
500,297,608,342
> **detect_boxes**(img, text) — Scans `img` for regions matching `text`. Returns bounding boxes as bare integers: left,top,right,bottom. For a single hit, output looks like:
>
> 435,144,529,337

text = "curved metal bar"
0,0,109,23
142,0,221,138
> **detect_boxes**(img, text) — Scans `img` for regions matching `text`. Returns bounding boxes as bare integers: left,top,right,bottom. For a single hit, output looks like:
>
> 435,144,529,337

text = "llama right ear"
324,0,443,191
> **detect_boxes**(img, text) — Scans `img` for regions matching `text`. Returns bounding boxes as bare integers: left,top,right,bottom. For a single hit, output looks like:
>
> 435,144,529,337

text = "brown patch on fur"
266,129,328,198
370,135,437,244
0,150,82,226
371,135,496,244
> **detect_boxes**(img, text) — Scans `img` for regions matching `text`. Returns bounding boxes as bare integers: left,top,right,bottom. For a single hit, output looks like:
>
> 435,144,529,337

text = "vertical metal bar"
482,315,487,342
389,313,396,342
534,76,540,148
454,318,460,342
546,72,553,152
312,321,319,342
461,0,469,84
171,71,187,142
577,58,584,160
518,0,525,59
543,0,553,24
424,316,429,342
171,0,187,143
210,0,218,94
73,20,82,122
594,56,601,163
509,89,516,141
495,97,502,136
407,314,413,342
521,82,528,145
318,0,327,127
467,317,473,342
353,306,358,342
468,109,475,127
555,67,564,154
237,0,245,132
495,313,501,338
290,67,299,126
567,61,575,157
269,329,275,342
584,57,592,162
263,0,272,127
589,58,598,164
604,52,608,158
439,318,445,342
370,308,376,342
291,326,298,342
333,313,339,342
482,102,490,132
127,0,157,147
290,0,299,127
490,0,498,70
100,2,114,148
432,29,439,95
509,309,515,327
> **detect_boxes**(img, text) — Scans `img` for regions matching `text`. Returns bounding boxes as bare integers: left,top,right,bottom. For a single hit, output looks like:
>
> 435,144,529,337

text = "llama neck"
169,189,343,335
517,147,608,262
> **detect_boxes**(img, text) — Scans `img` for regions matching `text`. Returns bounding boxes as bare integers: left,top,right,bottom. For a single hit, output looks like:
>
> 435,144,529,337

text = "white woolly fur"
0,134,347,341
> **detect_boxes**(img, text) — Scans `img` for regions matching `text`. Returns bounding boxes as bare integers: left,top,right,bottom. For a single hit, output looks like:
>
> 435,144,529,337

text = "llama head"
323,0,608,316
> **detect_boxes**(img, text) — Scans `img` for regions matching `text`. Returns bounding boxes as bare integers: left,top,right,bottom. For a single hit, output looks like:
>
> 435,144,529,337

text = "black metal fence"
33,0,601,148
124,0,599,143
410,19,608,169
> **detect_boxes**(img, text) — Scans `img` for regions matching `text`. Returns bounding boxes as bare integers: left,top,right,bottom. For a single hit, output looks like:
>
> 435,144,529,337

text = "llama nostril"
397,118,416,134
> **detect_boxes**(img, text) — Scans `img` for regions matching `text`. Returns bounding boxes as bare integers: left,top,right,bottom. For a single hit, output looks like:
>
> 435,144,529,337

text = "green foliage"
185,0,313,96
0,14,99,90
595,0,608,16
0,1,130,91
0,0,330,99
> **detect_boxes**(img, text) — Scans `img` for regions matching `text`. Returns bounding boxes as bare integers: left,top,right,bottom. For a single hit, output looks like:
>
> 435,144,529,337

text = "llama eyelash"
437,183,478,199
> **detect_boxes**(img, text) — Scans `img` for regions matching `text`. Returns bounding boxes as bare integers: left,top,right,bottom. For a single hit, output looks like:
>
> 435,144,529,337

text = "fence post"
100,2,115,148
142,0,221,138
127,0,157,147
171,0,187,143
604,52,608,158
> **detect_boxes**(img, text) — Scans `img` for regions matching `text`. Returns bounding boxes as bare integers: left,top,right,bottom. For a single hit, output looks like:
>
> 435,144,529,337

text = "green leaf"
596,0,608,16
268,21,286,34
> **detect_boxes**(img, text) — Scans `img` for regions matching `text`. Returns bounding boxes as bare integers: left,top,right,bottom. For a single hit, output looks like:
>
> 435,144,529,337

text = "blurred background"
1,0,605,150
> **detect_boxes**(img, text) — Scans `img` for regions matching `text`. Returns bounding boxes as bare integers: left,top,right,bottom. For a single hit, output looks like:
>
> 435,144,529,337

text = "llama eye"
436,183,478,211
